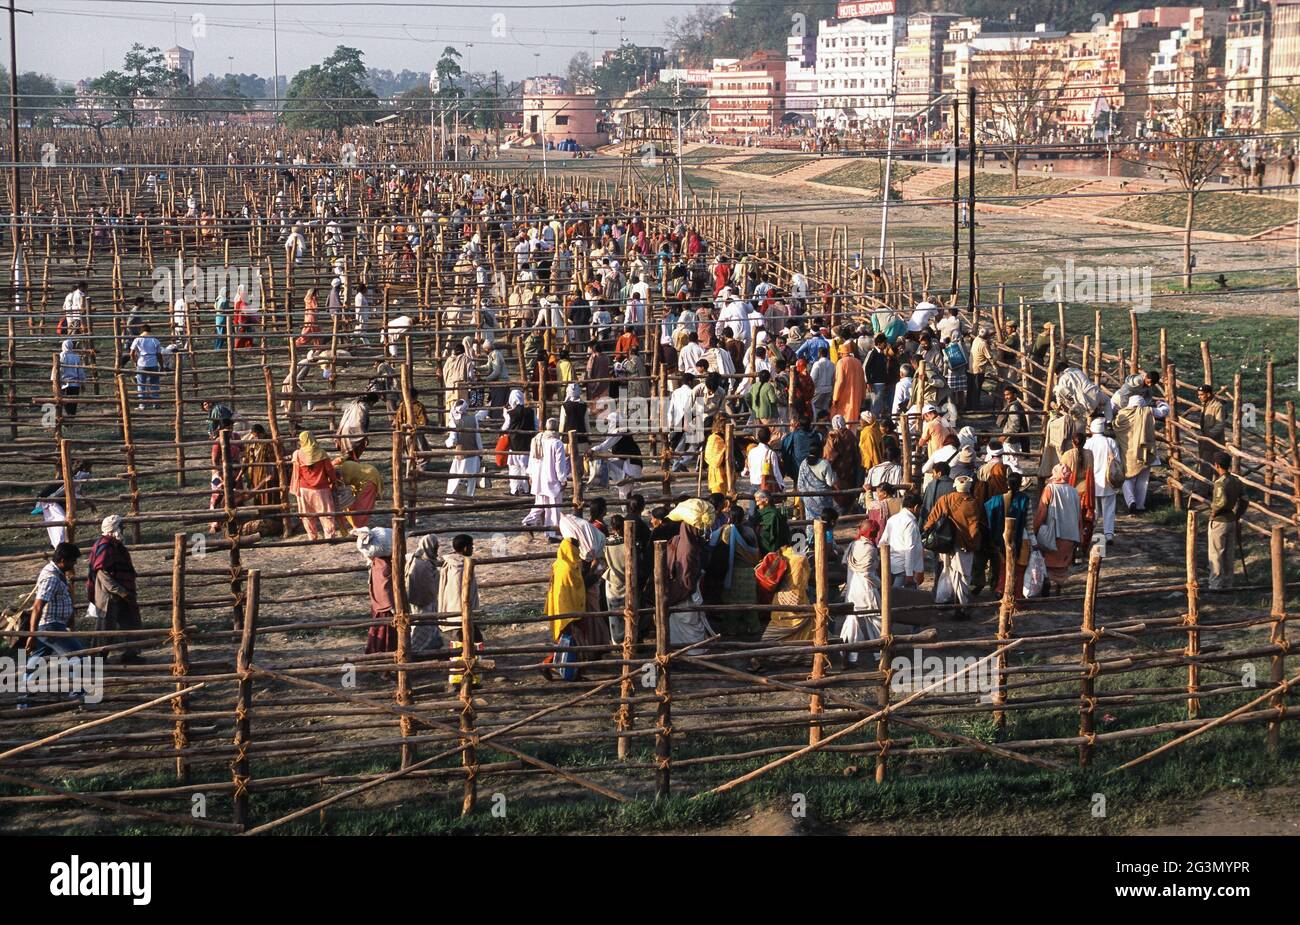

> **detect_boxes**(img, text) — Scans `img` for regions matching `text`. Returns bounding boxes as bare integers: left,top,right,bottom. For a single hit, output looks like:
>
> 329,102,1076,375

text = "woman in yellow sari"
760,545,813,642
543,516,611,680
703,415,729,495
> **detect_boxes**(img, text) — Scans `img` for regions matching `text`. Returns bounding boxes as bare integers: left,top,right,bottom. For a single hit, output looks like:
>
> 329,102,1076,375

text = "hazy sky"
16,1,695,86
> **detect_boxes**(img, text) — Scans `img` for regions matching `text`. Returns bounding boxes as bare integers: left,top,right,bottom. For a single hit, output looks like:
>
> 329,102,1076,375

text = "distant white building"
785,33,818,125
815,12,906,130
165,46,194,85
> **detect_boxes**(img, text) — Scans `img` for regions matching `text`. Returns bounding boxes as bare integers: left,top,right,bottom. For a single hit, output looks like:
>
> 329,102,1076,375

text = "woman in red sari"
232,285,255,349
792,358,815,421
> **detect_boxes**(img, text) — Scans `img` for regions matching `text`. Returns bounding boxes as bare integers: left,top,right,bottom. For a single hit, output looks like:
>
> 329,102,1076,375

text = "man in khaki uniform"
1196,384,1227,485
1207,452,1247,590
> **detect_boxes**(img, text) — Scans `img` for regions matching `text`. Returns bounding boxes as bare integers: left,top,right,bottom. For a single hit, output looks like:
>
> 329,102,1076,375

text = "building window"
554,115,569,126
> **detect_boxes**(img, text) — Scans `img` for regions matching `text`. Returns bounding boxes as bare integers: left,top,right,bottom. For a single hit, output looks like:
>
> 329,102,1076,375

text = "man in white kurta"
445,400,487,498
1084,417,1122,543
524,418,570,539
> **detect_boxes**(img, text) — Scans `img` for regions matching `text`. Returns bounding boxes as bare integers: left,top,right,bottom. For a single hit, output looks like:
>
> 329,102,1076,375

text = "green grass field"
1104,190,1296,237
810,159,926,192
730,153,813,176
926,174,1082,202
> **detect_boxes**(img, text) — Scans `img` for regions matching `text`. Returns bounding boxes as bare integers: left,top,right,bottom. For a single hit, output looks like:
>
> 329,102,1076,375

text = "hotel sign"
836,0,896,18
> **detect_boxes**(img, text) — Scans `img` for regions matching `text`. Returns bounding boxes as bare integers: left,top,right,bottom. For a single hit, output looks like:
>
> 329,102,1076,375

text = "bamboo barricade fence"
0,140,1295,833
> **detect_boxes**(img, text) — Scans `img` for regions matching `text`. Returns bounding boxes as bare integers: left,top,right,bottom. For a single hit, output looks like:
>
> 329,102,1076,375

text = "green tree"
0,69,63,127
282,45,380,135
85,43,177,134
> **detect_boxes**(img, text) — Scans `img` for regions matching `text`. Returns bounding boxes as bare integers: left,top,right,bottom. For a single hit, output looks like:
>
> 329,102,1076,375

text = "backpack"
944,341,968,369
922,514,957,555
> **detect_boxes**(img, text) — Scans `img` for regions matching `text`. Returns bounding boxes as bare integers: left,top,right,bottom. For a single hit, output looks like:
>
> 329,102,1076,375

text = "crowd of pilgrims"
23,154,1244,692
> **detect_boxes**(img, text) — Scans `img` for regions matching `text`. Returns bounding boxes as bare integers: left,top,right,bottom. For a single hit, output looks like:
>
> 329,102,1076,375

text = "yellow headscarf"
297,430,327,466
859,418,884,471
546,538,587,640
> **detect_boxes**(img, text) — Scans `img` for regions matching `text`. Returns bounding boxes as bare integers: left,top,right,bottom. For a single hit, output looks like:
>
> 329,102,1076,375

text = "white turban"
1090,418,1106,434
101,514,124,538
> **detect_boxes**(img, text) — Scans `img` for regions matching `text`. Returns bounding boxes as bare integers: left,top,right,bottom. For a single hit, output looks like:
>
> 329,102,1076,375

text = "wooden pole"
1269,526,1287,753
653,539,672,799
170,532,191,784
876,541,893,783
391,436,415,769
994,515,1015,729
1186,509,1201,720
809,519,829,745
232,568,259,829
1079,549,1101,767
458,554,478,815
617,517,638,761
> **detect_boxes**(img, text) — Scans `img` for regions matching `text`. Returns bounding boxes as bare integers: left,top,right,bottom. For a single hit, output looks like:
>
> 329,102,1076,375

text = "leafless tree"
969,39,1067,191
1134,69,1230,288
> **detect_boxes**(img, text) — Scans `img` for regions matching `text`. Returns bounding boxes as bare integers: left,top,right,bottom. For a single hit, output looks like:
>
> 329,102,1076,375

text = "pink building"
521,93,609,148
707,51,787,134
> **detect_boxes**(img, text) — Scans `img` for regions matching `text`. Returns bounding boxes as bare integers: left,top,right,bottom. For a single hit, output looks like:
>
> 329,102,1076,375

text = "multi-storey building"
896,11,960,134
1224,0,1271,127
815,5,907,129
785,33,818,125
707,51,787,134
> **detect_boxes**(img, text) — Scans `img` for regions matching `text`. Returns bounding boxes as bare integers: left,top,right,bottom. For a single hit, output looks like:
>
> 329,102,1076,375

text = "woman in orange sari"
296,288,322,347
1060,432,1096,555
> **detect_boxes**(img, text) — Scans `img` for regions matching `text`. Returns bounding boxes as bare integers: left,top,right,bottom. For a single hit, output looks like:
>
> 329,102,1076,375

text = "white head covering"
1090,418,1106,434
831,414,847,431
957,426,977,450
954,475,974,493
564,383,582,402
60,339,76,355
860,410,876,424
356,526,393,560
100,514,124,538
506,389,525,410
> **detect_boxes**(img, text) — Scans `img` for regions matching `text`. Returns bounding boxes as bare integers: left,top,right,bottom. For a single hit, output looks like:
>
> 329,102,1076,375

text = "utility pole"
8,0,26,259
879,58,899,263
271,0,280,110
967,86,976,315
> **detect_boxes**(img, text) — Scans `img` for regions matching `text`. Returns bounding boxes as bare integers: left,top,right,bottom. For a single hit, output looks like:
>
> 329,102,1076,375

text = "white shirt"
908,301,939,333
743,442,784,488
668,384,695,431
1085,434,1121,498
129,336,162,369
811,357,834,394
881,509,924,577
678,342,705,373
